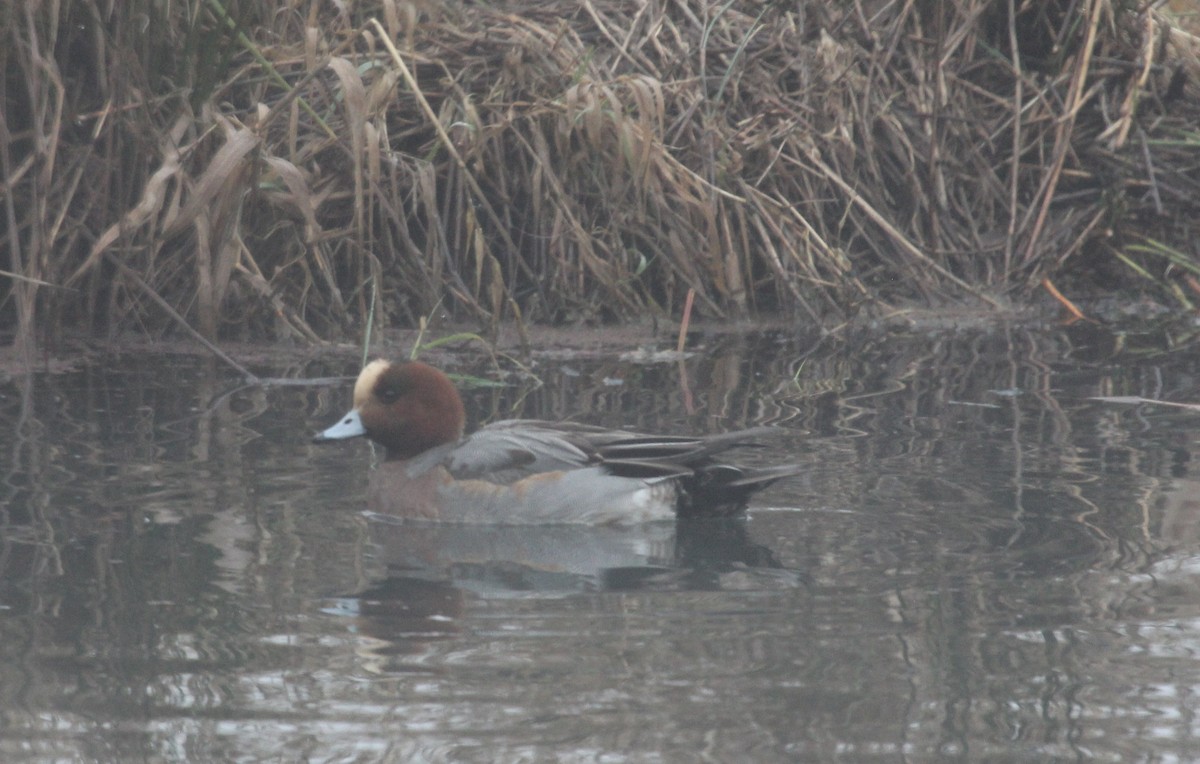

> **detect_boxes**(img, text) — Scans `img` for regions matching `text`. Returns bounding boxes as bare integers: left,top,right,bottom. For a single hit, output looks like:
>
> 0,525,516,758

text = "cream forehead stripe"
353,359,391,408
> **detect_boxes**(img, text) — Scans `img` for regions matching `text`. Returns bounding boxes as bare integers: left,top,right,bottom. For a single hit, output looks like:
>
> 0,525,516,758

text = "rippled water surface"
2,322,1200,762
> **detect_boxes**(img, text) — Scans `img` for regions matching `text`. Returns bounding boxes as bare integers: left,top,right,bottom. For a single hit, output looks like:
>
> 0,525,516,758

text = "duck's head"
313,360,466,459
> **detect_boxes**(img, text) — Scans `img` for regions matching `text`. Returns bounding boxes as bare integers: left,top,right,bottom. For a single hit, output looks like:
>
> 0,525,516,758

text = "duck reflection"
334,517,791,656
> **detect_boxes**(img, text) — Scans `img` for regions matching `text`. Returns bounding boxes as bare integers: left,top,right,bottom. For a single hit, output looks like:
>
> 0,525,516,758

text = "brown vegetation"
4,0,1200,356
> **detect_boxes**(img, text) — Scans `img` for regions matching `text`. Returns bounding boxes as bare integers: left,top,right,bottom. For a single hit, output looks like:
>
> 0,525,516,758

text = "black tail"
677,463,804,518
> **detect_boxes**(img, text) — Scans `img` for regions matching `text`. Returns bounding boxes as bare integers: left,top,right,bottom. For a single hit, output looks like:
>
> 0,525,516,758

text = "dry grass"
4,0,1200,352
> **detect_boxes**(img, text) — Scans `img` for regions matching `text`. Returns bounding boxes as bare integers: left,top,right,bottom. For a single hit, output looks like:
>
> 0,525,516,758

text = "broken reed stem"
677,287,695,355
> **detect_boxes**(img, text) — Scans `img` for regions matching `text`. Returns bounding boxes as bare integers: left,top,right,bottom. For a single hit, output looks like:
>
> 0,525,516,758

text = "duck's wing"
435,421,613,482
595,426,781,473
436,421,793,491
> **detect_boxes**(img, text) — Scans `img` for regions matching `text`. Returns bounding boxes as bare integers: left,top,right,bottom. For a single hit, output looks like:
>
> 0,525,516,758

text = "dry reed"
4,0,1200,352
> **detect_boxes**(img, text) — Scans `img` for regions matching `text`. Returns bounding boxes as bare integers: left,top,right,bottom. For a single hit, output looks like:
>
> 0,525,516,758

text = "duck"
313,360,801,524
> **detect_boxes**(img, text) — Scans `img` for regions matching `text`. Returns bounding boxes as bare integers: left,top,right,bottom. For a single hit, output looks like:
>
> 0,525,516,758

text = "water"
1,321,1199,762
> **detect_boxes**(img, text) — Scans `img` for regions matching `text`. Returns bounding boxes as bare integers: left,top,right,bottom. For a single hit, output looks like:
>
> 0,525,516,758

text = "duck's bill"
313,409,366,442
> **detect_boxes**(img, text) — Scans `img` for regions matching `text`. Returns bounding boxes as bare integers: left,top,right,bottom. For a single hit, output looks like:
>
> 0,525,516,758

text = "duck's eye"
376,384,402,404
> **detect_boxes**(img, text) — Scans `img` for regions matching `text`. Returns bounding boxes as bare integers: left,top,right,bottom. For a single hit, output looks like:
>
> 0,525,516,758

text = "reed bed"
4,0,1200,353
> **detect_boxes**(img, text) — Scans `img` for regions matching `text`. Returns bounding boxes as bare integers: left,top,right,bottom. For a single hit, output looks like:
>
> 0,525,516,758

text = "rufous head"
314,360,466,459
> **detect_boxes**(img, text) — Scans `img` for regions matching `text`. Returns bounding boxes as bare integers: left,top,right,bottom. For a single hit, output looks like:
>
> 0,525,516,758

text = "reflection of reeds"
4,1,1200,351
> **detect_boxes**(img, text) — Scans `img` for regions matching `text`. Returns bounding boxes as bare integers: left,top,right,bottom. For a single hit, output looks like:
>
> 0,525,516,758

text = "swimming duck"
313,360,800,524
